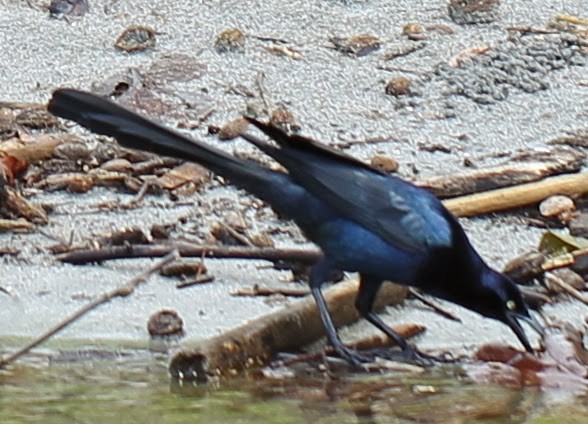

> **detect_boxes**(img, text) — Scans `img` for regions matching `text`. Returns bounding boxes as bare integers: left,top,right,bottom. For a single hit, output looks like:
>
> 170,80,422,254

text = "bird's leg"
355,275,408,349
309,261,370,366
356,275,436,364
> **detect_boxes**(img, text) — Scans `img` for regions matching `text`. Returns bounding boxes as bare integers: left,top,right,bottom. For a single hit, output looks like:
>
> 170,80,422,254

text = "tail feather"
48,89,271,188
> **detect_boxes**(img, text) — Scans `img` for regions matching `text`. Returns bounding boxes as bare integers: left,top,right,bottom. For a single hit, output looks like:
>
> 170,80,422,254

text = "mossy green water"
0,352,586,423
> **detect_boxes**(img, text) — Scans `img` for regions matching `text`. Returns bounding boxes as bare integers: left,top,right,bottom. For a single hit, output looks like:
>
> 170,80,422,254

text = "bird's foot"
367,345,455,366
332,345,372,368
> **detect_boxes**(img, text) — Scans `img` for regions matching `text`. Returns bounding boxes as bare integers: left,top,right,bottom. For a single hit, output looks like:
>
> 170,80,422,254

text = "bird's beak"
506,311,545,353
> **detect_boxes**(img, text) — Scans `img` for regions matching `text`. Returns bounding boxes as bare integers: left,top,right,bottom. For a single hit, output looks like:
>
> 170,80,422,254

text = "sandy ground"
0,0,587,357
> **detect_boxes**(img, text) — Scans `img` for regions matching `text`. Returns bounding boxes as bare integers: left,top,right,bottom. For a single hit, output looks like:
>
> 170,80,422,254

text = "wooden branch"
418,148,584,198
169,278,408,381
443,173,588,217
57,242,322,265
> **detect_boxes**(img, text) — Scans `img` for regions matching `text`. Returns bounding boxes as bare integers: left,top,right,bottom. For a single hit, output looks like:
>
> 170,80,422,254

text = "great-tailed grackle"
48,89,544,364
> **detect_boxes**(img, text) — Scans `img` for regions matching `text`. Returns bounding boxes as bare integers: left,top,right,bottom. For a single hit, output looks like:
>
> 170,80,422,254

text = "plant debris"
115,26,157,53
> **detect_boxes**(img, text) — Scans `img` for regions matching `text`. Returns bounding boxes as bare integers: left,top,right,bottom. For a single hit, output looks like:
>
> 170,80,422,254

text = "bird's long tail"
48,89,281,195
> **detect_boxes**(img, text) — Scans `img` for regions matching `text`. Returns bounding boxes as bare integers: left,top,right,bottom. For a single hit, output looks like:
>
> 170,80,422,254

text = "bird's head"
468,269,544,352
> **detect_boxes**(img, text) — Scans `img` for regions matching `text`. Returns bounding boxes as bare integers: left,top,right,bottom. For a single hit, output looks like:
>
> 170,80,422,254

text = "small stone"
331,34,381,57
385,76,411,96
215,28,246,53
147,309,184,337
402,23,426,41
569,213,588,238
270,108,297,132
448,0,501,25
539,195,575,222
150,224,171,239
218,118,249,140
371,154,399,173
49,0,89,19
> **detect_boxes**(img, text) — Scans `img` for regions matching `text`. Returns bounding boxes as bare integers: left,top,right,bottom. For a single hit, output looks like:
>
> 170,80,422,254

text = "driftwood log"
169,278,407,381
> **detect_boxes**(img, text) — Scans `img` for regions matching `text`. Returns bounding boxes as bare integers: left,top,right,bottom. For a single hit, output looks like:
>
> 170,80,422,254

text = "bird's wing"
244,119,453,253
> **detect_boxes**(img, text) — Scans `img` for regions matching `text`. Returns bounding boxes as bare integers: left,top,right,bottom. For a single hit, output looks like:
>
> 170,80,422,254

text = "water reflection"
0,350,586,423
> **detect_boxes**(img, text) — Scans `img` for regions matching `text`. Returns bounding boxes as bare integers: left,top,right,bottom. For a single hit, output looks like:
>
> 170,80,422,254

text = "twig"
408,288,462,322
555,14,588,26
177,275,215,289
381,43,426,61
0,250,179,369
125,177,159,207
506,26,558,35
217,221,254,246
544,272,588,305
232,284,310,297
177,108,215,130
0,286,17,297
57,242,323,265
249,34,291,44
255,70,272,112
332,134,402,149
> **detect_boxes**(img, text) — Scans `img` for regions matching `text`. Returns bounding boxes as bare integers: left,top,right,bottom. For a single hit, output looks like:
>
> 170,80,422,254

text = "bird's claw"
332,346,372,367
363,345,454,366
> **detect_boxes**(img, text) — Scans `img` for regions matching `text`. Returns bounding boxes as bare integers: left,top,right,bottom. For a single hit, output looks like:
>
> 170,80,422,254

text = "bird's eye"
506,300,516,310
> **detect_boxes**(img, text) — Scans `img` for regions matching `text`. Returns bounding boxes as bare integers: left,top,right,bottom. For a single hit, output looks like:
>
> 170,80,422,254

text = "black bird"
48,89,543,364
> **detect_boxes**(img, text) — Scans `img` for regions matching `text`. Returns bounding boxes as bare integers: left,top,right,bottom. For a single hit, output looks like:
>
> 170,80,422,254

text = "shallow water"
1,350,587,423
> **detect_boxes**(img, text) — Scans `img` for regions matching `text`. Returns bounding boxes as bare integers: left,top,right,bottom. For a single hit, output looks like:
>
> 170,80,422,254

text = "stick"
169,278,407,381
408,288,461,322
57,242,323,265
544,272,588,305
418,148,584,198
0,251,179,369
442,173,588,217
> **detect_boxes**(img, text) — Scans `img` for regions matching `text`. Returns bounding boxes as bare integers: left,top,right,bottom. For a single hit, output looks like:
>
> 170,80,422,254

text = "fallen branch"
442,173,588,217
57,242,322,265
169,278,408,381
418,148,584,198
0,251,178,369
